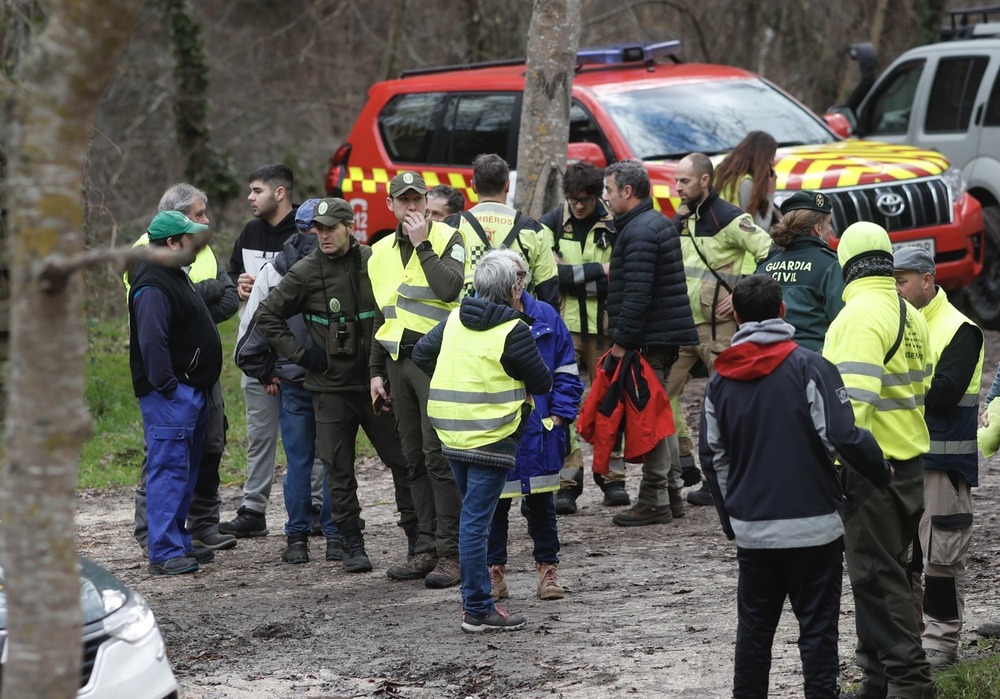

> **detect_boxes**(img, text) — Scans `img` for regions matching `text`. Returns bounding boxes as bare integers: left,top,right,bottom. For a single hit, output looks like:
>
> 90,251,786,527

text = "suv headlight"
103,591,157,643
942,167,965,205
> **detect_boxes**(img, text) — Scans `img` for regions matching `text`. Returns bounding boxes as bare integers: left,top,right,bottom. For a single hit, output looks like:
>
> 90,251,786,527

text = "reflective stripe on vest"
500,472,560,497
427,311,526,450
369,223,460,360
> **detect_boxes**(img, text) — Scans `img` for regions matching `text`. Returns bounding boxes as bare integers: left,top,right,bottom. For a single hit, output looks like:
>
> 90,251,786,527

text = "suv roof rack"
941,5,1000,40
398,40,682,79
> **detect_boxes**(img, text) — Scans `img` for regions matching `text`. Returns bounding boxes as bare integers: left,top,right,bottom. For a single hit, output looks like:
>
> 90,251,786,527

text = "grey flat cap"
892,246,935,275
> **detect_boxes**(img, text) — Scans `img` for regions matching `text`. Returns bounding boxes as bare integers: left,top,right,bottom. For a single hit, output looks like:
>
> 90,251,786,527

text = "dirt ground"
75,330,1000,699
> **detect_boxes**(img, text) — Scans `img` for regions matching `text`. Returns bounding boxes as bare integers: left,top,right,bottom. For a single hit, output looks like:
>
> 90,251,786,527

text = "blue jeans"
139,384,209,564
279,382,336,539
487,493,560,566
449,459,509,618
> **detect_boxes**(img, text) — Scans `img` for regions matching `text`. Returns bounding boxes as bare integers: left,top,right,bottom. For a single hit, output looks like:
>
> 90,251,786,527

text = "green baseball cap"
147,210,209,241
311,198,354,227
389,171,427,197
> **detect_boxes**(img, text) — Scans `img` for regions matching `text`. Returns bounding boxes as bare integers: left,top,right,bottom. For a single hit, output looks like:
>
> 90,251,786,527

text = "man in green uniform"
257,197,414,576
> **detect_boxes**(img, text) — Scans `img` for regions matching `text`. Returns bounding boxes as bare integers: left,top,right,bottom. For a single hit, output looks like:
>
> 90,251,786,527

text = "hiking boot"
310,505,322,537
536,562,565,600
461,606,527,633
679,454,702,487
555,490,578,515
669,488,686,518
192,530,238,551
925,647,957,671
148,556,199,576
218,506,269,538
325,536,344,561
187,546,215,565
603,481,631,507
281,535,309,564
425,554,461,589
339,517,372,573
686,483,714,506
387,552,438,581
612,503,673,527
490,564,509,600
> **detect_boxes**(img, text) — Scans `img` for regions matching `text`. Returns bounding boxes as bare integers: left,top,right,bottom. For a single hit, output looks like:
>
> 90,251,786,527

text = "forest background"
0,0,970,322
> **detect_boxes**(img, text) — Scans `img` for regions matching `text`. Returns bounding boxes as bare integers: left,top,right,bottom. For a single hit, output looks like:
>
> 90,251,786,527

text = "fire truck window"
439,93,517,166
569,101,613,163
926,56,987,133
866,60,924,136
378,93,445,163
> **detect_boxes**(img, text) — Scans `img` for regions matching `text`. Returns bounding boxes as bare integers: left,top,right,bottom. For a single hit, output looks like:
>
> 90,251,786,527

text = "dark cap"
311,198,354,227
780,190,832,216
389,171,427,197
892,246,936,275
147,210,208,241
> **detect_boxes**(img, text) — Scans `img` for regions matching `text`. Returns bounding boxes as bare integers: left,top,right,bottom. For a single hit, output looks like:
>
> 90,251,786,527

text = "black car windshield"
598,78,836,159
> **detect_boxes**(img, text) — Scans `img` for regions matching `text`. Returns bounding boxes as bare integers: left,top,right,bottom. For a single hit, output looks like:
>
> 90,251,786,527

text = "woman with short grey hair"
413,248,552,633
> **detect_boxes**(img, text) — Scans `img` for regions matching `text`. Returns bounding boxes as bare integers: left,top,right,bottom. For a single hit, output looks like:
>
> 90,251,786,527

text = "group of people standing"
125,133,986,688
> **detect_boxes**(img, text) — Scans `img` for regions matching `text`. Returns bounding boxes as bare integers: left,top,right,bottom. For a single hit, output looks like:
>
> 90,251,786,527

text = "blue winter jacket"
502,293,584,497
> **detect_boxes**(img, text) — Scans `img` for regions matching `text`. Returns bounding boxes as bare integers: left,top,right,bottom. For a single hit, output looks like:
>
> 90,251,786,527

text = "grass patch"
81,314,375,491
935,640,1000,698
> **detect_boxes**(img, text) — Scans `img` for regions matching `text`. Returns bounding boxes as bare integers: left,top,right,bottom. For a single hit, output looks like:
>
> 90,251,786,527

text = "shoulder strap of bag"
883,295,907,365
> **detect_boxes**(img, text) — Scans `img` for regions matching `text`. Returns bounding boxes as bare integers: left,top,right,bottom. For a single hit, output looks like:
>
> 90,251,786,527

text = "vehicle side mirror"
823,111,853,138
567,142,607,168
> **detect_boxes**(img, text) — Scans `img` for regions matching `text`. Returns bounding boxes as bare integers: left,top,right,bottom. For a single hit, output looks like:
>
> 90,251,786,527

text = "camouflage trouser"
842,455,935,699
908,469,973,656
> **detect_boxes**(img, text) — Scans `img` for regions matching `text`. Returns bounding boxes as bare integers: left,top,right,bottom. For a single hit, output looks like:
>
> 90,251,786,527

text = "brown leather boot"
424,554,461,589
536,562,565,600
490,564,509,600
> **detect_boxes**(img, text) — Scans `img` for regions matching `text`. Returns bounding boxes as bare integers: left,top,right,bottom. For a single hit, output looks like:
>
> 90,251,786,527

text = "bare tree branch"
37,235,212,294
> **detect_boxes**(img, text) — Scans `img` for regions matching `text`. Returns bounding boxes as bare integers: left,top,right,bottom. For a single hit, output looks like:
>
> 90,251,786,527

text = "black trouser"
734,539,843,699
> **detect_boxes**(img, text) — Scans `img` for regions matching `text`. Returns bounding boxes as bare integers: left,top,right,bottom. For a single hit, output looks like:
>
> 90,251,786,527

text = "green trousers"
842,455,935,699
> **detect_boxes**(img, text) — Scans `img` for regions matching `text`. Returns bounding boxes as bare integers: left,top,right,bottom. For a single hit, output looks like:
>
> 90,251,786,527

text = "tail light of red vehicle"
325,143,352,197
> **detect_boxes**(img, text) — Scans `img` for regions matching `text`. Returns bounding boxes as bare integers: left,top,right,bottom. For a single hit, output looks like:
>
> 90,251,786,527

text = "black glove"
298,345,327,371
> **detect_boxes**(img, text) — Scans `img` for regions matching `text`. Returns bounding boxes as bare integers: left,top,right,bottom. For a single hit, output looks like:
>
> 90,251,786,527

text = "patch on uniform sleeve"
836,386,850,404
738,217,757,233
450,244,466,263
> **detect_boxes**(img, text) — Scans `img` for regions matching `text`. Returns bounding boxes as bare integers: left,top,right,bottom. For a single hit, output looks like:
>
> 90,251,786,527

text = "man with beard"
222,164,299,538
602,159,697,526
671,153,772,507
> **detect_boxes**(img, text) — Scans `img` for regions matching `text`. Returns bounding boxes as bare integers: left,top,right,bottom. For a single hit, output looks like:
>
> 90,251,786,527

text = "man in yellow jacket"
670,153,772,506
369,171,467,588
823,223,935,699
893,246,983,671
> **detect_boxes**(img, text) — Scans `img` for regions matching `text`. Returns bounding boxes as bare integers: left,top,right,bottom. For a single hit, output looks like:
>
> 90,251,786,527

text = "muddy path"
75,334,1000,699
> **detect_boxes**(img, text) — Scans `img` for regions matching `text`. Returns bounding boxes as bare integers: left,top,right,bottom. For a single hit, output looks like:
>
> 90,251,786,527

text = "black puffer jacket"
607,199,697,349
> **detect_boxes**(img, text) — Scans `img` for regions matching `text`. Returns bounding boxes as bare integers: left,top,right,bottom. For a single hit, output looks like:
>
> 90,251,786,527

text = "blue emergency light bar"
575,40,682,66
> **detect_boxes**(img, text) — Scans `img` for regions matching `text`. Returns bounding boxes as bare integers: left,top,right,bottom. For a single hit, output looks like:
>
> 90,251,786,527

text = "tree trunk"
513,0,581,220
1,1,141,697
164,0,239,206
